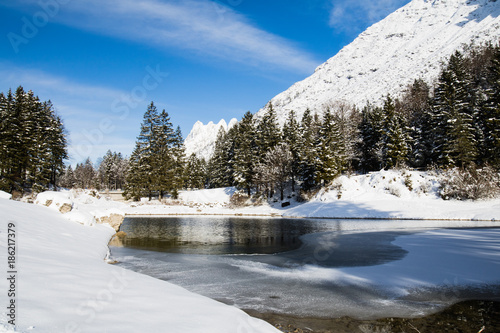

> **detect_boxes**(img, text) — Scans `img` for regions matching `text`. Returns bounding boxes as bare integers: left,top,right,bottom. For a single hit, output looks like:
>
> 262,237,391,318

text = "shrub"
229,191,251,207
440,164,500,200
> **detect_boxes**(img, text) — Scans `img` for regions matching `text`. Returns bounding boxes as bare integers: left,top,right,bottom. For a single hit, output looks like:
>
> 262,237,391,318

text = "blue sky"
0,0,410,165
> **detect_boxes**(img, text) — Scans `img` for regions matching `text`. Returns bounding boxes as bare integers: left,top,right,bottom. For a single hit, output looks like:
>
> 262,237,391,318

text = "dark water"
118,216,319,255
116,216,408,267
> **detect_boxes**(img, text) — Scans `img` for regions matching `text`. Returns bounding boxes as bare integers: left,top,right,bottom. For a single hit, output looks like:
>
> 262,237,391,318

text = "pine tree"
97,151,128,190
282,110,301,192
432,51,477,168
297,109,321,191
330,102,361,170
124,102,158,200
185,154,207,189
401,79,433,168
316,108,345,185
0,87,67,193
381,95,410,169
58,165,76,189
46,106,68,189
253,143,292,200
170,125,185,199
74,158,95,189
0,90,14,192
481,45,500,168
207,127,234,188
233,111,256,195
255,102,281,163
359,104,384,172
151,109,175,199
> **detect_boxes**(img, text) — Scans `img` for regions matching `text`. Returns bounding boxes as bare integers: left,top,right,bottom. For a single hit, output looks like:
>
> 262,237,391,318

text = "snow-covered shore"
0,196,280,333
124,170,500,221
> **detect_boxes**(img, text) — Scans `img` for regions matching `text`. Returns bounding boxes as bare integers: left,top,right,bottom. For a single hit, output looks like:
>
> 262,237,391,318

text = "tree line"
58,151,129,191
0,86,67,195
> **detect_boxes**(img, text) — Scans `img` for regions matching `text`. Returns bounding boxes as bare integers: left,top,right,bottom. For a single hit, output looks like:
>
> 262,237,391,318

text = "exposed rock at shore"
96,213,124,232
35,191,74,214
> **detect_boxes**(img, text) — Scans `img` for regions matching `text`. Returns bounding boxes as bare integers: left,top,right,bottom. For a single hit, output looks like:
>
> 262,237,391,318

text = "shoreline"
245,300,500,333
123,211,498,221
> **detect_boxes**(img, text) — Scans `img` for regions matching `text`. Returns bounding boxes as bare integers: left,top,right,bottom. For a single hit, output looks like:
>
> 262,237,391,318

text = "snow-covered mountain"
184,118,238,160
257,0,500,123
185,0,500,158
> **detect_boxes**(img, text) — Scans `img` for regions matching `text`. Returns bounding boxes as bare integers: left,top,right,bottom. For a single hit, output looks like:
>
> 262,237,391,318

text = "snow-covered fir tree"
185,154,207,189
432,51,477,168
0,86,67,193
297,109,321,191
255,103,281,163
232,111,256,196
254,143,292,200
207,127,235,188
124,102,158,200
359,104,384,172
282,110,301,192
96,150,128,190
316,108,345,185
125,103,185,200
481,45,500,167
381,95,410,169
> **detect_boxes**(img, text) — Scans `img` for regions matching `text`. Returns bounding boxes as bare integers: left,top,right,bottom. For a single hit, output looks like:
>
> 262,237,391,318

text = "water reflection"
118,217,325,254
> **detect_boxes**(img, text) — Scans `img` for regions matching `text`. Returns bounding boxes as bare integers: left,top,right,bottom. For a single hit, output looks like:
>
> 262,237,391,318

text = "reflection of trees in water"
118,217,322,254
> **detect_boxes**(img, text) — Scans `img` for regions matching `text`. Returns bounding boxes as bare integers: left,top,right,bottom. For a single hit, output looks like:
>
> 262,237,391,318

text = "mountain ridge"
184,118,238,160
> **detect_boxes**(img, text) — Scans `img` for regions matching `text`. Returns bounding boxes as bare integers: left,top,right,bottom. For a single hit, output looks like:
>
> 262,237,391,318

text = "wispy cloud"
9,0,320,74
329,0,410,34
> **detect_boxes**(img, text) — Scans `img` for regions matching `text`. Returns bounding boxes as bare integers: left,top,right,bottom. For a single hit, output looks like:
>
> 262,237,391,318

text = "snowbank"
179,187,237,206
35,191,73,213
0,190,11,200
0,198,279,333
284,170,500,221
33,190,127,229
122,170,500,221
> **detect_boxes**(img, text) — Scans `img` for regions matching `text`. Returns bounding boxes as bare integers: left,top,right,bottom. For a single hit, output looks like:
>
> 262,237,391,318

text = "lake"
110,217,500,320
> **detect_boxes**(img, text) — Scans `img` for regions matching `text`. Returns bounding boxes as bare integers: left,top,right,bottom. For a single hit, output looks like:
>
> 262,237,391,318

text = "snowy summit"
256,0,500,123
184,118,237,160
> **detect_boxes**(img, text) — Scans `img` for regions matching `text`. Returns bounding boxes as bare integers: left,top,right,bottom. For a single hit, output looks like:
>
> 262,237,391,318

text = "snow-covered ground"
0,193,280,333
285,170,500,220
125,170,500,221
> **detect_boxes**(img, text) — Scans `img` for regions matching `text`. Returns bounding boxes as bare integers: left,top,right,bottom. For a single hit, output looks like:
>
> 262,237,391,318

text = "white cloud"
10,0,320,74
329,0,410,34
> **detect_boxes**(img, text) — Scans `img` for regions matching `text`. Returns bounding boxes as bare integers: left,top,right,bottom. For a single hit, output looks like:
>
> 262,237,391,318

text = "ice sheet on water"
111,227,500,319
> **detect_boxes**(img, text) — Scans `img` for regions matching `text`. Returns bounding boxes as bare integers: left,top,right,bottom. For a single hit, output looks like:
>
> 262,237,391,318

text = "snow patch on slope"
258,0,500,124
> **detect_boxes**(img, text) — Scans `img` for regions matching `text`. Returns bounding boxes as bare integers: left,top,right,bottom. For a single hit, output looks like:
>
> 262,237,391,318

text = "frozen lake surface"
110,217,500,319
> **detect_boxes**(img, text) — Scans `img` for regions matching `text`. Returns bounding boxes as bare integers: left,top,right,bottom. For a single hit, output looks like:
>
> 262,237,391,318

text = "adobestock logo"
7,0,71,54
